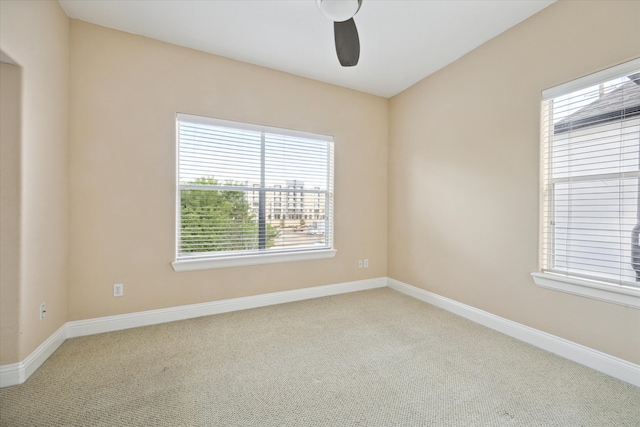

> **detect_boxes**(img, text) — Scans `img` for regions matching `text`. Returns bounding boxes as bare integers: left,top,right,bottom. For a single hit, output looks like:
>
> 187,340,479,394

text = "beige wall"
0,0,70,361
2,0,638,370
67,21,388,320
0,61,21,365
388,0,640,364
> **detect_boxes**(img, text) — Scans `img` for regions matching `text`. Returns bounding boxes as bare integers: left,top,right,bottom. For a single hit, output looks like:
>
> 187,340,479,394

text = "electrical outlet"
39,303,46,321
113,283,124,297
357,259,363,268
364,259,369,268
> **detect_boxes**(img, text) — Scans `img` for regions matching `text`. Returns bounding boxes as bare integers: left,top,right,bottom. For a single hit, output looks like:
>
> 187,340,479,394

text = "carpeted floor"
1,288,639,426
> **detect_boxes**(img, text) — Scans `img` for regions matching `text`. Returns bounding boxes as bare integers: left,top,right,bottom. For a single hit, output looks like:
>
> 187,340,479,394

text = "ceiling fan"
316,0,363,67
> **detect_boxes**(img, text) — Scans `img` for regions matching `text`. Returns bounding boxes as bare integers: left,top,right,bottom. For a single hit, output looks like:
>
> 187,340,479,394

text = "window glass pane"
177,115,333,261
542,69,640,287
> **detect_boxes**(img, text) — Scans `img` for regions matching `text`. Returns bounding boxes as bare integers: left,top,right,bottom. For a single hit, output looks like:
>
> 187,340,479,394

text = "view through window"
176,114,334,261
541,65,640,287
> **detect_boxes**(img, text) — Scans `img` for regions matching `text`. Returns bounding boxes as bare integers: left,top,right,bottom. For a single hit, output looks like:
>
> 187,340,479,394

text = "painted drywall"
0,61,21,365
0,0,70,361
67,20,388,320
388,0,640,364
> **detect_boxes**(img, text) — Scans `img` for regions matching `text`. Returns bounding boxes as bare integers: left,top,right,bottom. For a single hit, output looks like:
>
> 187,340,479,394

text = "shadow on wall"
0,51,22,367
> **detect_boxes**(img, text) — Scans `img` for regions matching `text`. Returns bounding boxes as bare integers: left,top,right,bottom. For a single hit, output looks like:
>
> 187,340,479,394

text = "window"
532,59,640,308
173,114,335,271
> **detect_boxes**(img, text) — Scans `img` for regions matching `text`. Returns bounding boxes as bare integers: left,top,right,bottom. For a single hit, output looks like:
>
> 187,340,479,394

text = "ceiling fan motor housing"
317,0,362,22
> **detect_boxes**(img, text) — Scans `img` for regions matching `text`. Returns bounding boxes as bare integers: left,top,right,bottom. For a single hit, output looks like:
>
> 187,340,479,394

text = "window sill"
530,272,640,309
172,249,337,272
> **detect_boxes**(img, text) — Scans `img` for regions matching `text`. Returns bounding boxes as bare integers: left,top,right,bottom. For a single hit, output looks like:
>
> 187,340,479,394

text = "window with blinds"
176,114,334,262
541,60,640,288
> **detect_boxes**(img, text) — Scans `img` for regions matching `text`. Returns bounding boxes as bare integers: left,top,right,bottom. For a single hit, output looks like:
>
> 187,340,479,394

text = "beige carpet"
1,288,639,426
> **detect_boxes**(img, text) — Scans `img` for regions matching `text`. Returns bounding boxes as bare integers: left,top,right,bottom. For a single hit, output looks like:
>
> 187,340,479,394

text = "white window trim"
531,272,640,309
172,248,337,272
174,113,335,270
541,58,640,100
533,58,640,309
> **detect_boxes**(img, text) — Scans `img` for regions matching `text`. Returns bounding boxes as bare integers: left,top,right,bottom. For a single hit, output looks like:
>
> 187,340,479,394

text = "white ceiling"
58,0,555,98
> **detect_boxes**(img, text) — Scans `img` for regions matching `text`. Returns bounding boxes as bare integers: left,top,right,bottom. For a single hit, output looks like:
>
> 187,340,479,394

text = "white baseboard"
3,276,638,389
0,325,66,388
66,277,387,338
0,363,20,388
1,277,386,387
387,277,640,387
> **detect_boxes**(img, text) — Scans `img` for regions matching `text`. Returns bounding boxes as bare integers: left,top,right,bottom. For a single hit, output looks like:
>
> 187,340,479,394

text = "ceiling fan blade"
334,18,360,67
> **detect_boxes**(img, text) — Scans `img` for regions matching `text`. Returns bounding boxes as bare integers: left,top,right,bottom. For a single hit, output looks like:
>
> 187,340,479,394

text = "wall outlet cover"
113,284,124,297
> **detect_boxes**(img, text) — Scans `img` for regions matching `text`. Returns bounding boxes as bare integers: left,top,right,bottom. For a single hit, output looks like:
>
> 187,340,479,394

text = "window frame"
532,58,640,309
172,114,336,272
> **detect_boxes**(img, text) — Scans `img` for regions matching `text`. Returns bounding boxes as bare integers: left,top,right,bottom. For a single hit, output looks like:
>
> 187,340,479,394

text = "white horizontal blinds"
541,60,640,287
177,114,333,259
179,121,261,186
265,134,328,190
